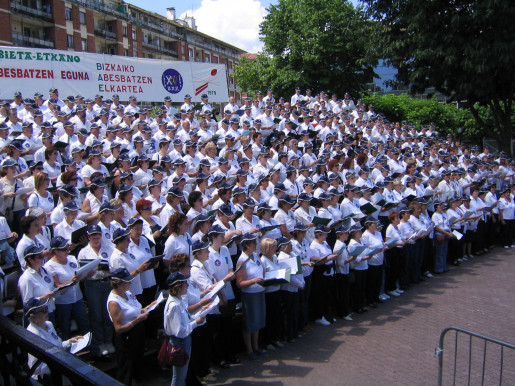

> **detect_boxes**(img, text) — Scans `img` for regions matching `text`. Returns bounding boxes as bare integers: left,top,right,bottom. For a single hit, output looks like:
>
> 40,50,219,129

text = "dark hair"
342,157,353,170
61,171,76,184
188,191,202,207
169,253,190,273
168,212,187,235
119,190,132,203
20,215,38,235
388,212,399,222
44,148,56,161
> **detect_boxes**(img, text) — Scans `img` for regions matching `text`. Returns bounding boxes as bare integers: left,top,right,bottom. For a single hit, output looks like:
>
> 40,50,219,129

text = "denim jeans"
171,335,191,386
434,238,449,273
84,280,112,355
54,299,90,340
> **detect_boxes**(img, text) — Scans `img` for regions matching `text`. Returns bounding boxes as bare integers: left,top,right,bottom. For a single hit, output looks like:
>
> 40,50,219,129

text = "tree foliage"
362,0,515,153
233,0,379,99
362,94,461,134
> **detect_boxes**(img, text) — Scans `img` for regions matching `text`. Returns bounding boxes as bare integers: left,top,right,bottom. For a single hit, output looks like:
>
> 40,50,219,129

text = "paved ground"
140,247,515,386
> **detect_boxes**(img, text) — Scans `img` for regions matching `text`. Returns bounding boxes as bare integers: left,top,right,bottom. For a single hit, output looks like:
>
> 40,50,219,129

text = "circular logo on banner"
129,253,135,260
105,233,111,240
69,262,77,268
161,69,183,94
145,248,150,253
48,197,53,202
215,260,221,266
44,276,51,283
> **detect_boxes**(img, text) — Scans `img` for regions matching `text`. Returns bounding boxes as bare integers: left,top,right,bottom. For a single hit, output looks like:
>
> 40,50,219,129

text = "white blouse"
163,295,197,338
107,290,141,325
237,252,264,294
129,237,156,289
44,255,83,305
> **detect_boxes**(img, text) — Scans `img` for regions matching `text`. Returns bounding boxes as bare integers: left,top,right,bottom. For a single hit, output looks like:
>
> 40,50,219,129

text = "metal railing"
10,1,53,19
12,33,54,48
94,27,117,40
436,326,515,385
0,315,120,385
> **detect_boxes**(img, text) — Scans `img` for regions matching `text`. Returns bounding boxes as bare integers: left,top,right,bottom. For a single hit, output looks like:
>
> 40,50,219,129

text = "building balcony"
94,27,117,40
142,41,178,57
10,1,53,21
68,0,125,20
12,33,55,48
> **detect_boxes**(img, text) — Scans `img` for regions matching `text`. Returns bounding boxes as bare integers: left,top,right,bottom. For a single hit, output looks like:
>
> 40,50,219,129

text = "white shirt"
109,248,143,295
107,290,141,325
44,256,83,304
310,240,334,276
274,208,295,233
208,245,235,300
54,219,86,240
129,237,156,289
237,252,264,294
164,233,192,262
77,242,113,281
163,295,197,338
27,321,71,376
18,266,55,313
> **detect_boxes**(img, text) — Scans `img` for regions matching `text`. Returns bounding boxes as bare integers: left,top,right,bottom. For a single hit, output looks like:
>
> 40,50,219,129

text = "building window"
79,11,86,24
132,30,137,41
212,56,218,63
122,26,128,37
81,39,88,51
124,49,129,56
65,8,72,21
205,54,210,62
67,34,74,48
188,48,194,61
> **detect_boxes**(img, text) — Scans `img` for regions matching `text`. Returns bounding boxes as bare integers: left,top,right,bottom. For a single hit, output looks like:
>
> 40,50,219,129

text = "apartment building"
0,0,245,101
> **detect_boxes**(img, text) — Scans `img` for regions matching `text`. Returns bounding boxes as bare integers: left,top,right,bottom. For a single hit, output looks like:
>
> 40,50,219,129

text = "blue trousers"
171,335,191,386
434,238,449,273
84,280,113,355
54,299,89,340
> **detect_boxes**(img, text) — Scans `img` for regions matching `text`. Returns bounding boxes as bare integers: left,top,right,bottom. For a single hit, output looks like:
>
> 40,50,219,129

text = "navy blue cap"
99,202,116,213
90,177,106,187
208,224,226,236
192,240,209,254
113,228,131,243
167,187,184,197
24,244,45,260
63,201,79,212
87,224,102,235
111,267,135,282
218,204,234,217
166,271,189,288
50,236,69,250
314,225,330,234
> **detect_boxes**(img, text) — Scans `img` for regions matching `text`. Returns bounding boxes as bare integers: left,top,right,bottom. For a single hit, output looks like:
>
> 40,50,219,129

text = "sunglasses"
140,207,151,211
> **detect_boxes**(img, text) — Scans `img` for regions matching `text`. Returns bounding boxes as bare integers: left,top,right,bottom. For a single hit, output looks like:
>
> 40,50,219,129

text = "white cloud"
180,0,267,53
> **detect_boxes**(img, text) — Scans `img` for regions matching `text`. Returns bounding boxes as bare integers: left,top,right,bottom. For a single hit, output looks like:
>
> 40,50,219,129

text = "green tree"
363,0,515,154
233,0,379,99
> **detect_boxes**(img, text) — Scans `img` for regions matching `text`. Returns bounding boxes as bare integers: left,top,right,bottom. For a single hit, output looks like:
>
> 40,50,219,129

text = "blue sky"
127,0,360,53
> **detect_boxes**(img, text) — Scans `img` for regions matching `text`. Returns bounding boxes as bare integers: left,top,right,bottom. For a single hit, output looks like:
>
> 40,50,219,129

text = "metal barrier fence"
436,326,515,385
0,315,120,385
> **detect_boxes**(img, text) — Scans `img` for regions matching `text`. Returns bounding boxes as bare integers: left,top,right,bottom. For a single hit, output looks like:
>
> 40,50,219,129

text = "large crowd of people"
0,86,514,386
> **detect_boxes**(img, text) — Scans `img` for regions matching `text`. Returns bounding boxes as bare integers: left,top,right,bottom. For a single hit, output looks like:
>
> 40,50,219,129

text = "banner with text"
0,46,229,102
